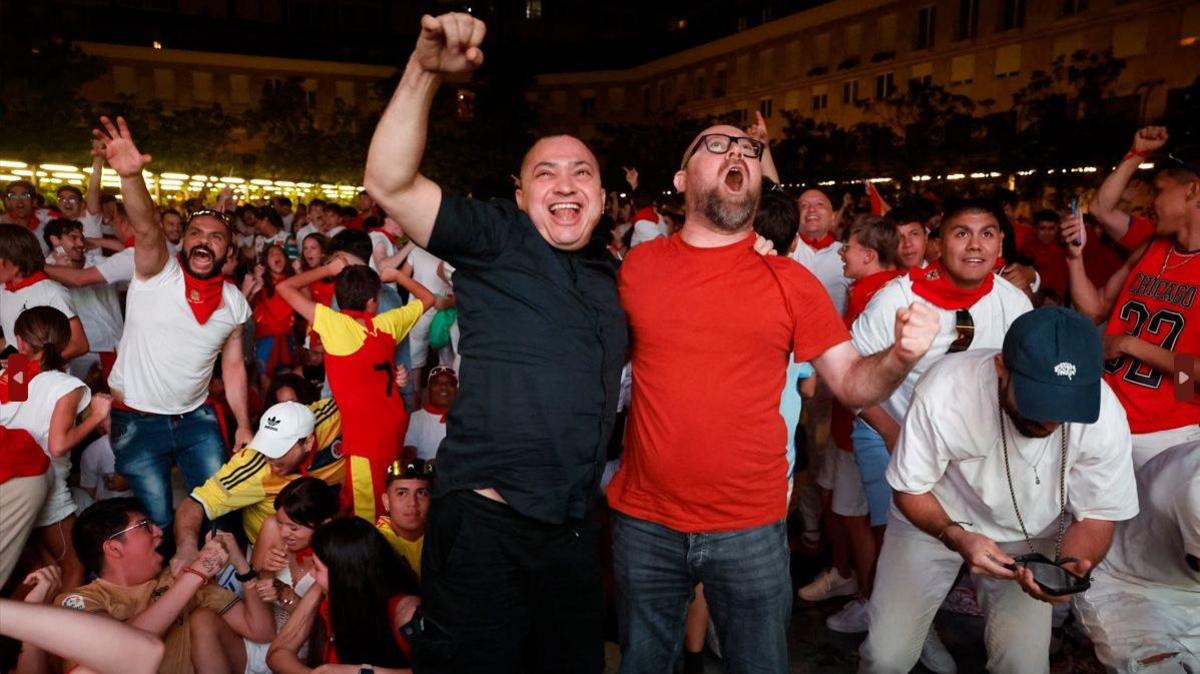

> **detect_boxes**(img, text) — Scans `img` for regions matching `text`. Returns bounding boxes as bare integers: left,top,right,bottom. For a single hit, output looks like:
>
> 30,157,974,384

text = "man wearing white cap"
859,308,1140,674
169,400,345,575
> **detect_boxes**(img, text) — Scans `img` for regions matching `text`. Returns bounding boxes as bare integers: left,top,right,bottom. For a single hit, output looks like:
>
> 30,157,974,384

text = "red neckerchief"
0,427,50,483
845,269,902,327
5,271,49,292
123,236,135,248
993,256,1007,271
909,259,994,310
178,254,225,325
800,233,837,250
294,546,314,566
633,206,658,223
423,403,449,423
341,308,375,325
0,359,40,404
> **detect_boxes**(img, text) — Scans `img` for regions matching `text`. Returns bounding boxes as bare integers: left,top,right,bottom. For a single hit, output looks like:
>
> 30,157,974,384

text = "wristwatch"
234,565,257,582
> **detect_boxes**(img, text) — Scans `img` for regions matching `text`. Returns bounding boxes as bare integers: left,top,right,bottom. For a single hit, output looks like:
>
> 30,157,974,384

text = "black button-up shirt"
426,195,628,524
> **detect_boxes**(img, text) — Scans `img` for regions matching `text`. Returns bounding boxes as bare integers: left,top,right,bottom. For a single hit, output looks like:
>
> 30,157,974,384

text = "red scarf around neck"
341,308,375,324
5,271,49,292
800,233,837,250
845,269,902,327
423,403,449,423
909,260,994,310
123,236,136,248
179,254,225,325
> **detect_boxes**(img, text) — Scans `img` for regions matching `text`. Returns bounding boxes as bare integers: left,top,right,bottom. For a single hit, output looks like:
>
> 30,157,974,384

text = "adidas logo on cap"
264,416,280,432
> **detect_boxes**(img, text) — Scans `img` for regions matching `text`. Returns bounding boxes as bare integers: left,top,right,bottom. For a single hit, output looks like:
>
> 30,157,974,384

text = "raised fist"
413,13,486,74
1132,126,1168,155
893,303,940,365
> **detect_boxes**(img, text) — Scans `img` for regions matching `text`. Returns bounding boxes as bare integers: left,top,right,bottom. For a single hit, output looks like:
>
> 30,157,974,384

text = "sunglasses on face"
107,518,153,541
947,309,975,354
681,134,765,168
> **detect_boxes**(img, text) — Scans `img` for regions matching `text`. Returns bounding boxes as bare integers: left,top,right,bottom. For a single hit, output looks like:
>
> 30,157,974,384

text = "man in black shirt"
364,12,626,673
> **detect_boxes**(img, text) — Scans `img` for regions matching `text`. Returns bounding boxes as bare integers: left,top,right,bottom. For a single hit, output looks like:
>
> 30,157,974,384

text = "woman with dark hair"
266,517,419,674
0,307,110,591
245,244,298,391
266,372,320,406
299,233,335,307
245,477,339,674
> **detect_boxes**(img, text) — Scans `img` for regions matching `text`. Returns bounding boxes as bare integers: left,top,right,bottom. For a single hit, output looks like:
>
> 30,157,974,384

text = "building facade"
530,0,1200,139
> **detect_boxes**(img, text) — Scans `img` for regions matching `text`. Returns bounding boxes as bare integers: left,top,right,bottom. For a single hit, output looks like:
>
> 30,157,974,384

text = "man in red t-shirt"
1064,128,1200,468
608,124,940,670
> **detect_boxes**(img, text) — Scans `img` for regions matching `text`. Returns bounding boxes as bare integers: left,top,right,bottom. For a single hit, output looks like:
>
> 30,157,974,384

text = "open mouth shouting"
548,200,584,227
723,163,746,192
187,245,216,274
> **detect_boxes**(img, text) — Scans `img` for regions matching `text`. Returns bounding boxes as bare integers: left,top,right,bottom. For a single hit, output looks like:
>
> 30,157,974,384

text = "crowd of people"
0,11,1197,674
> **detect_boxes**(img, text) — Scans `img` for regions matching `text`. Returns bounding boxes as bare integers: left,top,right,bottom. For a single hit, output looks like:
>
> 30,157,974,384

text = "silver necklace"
1000,406,1068,559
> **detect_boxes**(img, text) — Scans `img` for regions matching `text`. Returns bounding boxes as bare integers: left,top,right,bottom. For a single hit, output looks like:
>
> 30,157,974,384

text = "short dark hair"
1032,209,1060,226
340,206,357,219
0,224,46,274
885,206,925,228
334,265,381,311
941,198,1002,230
847,214,899,268
272,196,293,209
43,217,83,248
4,179,35,196
309,198,327,209
266,373,319,405
274,477,340,530
753,184,799,255
56,185,83,199
328,229,373,265
73,498,145,576
161,208,182,220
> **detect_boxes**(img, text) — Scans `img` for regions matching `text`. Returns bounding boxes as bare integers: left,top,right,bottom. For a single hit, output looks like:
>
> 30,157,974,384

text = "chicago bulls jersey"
1104,238,1200,433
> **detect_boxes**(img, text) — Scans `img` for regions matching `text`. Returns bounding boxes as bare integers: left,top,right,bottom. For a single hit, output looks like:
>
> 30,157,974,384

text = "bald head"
519,135,599,187
514,134,605,251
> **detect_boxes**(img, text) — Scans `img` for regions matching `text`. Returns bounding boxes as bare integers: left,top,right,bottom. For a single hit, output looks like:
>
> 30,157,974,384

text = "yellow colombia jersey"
191,398,344,543
376,516,423,579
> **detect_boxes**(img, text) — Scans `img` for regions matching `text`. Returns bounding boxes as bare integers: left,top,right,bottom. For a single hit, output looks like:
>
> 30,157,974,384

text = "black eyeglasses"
681,134,765,168
386,459,435,479
948,309,975,353
107,518,153,541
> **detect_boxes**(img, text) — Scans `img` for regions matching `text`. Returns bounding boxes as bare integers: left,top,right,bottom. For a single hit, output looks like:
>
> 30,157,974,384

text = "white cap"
250,402,315,459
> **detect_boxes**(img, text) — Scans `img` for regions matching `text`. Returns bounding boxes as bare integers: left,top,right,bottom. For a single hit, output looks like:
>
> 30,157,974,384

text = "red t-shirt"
1019,237,1068,301
608,234,850,532
1104,237,1200,433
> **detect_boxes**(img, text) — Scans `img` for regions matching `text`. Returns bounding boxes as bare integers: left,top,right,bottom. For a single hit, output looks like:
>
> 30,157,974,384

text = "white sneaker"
919,628,957,674
825,598,870,633
797,568,858,602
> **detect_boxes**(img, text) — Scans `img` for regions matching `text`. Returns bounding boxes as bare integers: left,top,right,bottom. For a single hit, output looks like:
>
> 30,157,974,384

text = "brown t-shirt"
56,570,238,674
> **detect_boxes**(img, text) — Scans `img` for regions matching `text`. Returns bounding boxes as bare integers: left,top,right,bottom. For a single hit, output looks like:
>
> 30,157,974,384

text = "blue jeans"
851,419,893,527
612,513,791,674
110,405,226,529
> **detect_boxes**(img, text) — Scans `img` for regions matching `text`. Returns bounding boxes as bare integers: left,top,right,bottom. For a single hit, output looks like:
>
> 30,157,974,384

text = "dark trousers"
414,490,604,674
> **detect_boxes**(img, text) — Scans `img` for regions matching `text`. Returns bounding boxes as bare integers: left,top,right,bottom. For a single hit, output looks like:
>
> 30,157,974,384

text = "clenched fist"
414,13,486,74
893,303,940,365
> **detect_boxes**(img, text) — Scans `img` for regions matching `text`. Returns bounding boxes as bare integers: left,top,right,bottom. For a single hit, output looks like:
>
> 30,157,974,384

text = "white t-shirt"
295,223,320,247
95,248,136,284
369,231,397,264
0,369,90,500
282,213,295,232
629,217,669,248
852,274,1032,423
108,255,250,415
45,254,124,353
887,349,1139,543
404,409,447,461
253,230,290,254
790,239,851,317
0,278,77,349
79,435,134,501
1101,441,1200,589
407,248,451,298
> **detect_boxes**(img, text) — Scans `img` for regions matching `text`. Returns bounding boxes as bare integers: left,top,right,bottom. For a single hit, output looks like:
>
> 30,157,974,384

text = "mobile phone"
1069,199,1082,246
208,519,219,540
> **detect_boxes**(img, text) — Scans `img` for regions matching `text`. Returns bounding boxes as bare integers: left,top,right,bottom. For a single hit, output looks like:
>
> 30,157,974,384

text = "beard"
183,244,223,279
999,379,1057,438
697,183,759,233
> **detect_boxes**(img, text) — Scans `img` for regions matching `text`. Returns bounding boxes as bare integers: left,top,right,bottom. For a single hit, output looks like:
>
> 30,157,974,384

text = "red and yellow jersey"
190,398,343,542
311,301,424,521
1104,238,1200,433
376,516,423,578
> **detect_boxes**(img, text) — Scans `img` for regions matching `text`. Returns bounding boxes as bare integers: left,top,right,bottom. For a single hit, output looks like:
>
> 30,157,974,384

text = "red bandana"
179,254,225,325
800,233,837,250
632,206,658,223
341,308,375,324
123,236,136,248
909,260,994,310
845,269,902,327
5,271,49,292
423,403,449,423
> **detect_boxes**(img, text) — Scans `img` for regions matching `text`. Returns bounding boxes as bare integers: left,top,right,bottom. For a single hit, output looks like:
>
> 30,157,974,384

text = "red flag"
865,181,889,216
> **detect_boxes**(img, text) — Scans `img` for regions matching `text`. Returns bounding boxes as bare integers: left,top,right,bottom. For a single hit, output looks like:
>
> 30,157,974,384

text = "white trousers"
1131,426,1200,471
1075,569,1200,673
859,514,1054,674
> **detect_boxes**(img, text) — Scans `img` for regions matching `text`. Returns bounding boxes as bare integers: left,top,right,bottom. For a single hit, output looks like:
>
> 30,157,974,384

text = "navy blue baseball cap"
1002,307,1103,424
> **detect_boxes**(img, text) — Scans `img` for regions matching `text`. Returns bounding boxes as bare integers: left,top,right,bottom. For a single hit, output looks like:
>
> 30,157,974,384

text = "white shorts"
830,449,868,518
408,308,436,369
1075,569,1200,672
35,461,76,527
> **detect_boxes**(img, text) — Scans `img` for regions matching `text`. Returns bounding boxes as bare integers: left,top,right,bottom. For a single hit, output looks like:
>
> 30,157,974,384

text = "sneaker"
825,598,870,633
919,628,957,674
797,568,858,602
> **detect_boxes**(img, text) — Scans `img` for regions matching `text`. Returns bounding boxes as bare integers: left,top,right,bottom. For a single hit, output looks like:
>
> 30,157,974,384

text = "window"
994,44,1022,78
914,5,936,49
874,72,895,99
113,66,136,95
811,84,828,111
1112,21,1149,57
230,74,250,104
845,24,863,55
264,77,284,94
786,41,801,75
736,54,750,86
695,71,707,99
335,80,355,106
950,55,975,86
192,71,213,102
759,97,773,118
878,14,897,48
842,79,859,104
713,65,727,98
814,32,831,64
641,86,650,114
1061,0,1088,16
957,0,980,40
759,47,775,81
579,95,596,118
997,0,1025,31
784,89,800,110
656,80,666,109
911,62,933,86
1052,33,1084,60
525,0,541,19
301,78,317,109
153,68,175,100
609,87,625,112
551,90,567,115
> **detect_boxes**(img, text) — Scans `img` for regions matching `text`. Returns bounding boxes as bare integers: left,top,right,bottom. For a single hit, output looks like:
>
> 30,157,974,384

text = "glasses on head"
6,192,33,201
1163,152,1200,176
947,309,975,354
681,134,765,168
428,366,457,383
386,459,435,479
107,518,153,541
186,208,232,227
